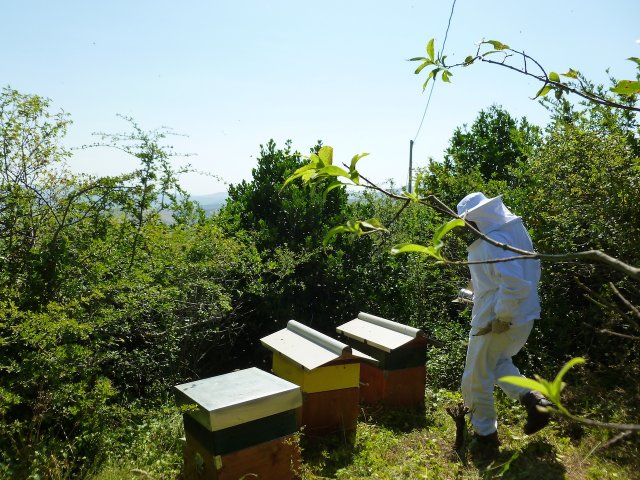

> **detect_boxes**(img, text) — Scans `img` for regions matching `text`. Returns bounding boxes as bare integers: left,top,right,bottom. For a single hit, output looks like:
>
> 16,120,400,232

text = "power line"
412,0,458,144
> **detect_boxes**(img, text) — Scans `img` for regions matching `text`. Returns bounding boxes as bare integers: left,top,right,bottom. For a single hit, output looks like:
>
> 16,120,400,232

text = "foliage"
411,38,640,111
443,105,542,184
0,88,289,478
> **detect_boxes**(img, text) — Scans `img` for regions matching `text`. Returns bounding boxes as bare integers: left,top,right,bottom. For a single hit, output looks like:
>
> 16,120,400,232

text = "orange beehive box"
183,432,301,480
337,312,431,409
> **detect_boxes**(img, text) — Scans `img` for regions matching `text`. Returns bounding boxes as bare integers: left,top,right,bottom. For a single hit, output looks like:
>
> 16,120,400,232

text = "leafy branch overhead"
411,39,640,111
282,146,467,257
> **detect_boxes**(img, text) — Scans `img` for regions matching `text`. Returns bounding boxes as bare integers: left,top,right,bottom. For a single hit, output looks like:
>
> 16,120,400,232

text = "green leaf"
481,50,499,58
359,218,388,233
561,68,579,79
309,152,322,167
441,70,452,83
409,56,427,62
316,165,351,179
402,190,419,202
432,218,465,247
610,80,640,96
390,243,442,260
414,60,432,75
426,38,435,61
349,152,368,173
534,84,553,99
391,243,429,255
483,40,510,50
323,179,345,201
548,71,560,82
499,376,550,397
551,357,585,395
413,172,423,195
323,225,354,246
281,163,317,190
318,146,333,166
627,56,640,66
463,56,475,66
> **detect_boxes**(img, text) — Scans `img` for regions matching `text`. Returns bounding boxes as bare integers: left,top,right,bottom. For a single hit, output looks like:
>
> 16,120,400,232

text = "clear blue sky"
4,1,639,194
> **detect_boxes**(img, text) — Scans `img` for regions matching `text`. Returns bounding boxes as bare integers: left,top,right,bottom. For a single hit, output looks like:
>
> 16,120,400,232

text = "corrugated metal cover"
337,319,411,352
357,312,422,337
261,320,352,370
174,367,302,431
337,313,424,352
261,320,378,370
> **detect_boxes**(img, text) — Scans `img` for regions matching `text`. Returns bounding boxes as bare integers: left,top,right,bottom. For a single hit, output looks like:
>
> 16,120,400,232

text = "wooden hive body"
337,312,429,408
174,367,302,479
261,320,377,437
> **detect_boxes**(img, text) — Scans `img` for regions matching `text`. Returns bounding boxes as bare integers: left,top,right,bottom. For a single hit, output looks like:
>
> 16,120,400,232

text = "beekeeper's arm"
489,240,533,332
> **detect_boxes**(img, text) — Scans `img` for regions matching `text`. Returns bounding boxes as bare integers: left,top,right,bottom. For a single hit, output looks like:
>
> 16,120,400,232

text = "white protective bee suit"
457,192,541,436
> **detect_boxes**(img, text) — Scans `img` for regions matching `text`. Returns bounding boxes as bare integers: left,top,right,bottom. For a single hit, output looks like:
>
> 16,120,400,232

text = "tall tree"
443,104,542,183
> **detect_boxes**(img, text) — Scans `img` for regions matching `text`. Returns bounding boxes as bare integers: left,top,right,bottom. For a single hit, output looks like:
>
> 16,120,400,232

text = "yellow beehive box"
261,320,376,437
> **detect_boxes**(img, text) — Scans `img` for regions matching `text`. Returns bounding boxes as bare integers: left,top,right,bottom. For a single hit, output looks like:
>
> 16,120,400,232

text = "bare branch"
610,283,640,327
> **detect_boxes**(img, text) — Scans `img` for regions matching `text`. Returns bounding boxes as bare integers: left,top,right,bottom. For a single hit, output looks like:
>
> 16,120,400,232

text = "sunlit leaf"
426,38,435,61
414,61,432,75
409,56,427,62
413,172,423,195
442,70,452,83
309,153,322,167
349,152,368,174
318,146,334,166
610,80,640,96
391,243,441,260
627,56,640,66
281,164,316,190
561,68,579,79
360,218,388,233
463,56,475,66
391,243,428,255
533,84,553,99
551,357,585,395
499,376,550,397
403,191,419,202
323,225,354,246
317,165,351,179
483,40,510,50
548,71,560,82
432,218,465,247
323,179,345,201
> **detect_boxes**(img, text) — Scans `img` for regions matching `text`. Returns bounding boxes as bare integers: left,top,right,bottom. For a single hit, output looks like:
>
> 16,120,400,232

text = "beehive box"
261,320,377,438
336,312,430,408
174,367,302,479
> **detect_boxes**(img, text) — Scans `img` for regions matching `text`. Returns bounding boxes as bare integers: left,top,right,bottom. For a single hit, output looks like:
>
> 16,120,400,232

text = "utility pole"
408,140,414,193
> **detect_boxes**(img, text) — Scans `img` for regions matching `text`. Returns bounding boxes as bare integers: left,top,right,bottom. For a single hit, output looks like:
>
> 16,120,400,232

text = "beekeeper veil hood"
456,192,519,234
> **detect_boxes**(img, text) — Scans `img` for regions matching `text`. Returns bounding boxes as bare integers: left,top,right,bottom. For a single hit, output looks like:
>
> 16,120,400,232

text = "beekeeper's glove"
491,318,511,334
473,319,512,336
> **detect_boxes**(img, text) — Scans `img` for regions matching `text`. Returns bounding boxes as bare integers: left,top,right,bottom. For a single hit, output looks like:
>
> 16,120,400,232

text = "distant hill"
190,192,228,214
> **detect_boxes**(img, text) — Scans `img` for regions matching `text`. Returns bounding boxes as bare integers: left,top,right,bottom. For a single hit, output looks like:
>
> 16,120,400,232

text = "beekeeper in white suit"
457,192,552,447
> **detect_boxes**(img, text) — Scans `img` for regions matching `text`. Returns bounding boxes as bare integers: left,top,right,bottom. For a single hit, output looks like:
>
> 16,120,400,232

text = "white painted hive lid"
336,312,424,353
174,367,302,431
261,320,357,370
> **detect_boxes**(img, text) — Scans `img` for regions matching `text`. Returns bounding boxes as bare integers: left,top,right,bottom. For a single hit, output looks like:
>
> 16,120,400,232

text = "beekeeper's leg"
461,321,534,435
495,321,534,400
461,329,498,435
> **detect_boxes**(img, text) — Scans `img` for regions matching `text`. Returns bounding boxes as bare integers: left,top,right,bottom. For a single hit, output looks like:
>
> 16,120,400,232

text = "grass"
86,388,639,480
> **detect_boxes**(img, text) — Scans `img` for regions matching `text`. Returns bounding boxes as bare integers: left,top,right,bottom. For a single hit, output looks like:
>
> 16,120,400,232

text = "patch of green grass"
299,389,639,480
85,387,639,480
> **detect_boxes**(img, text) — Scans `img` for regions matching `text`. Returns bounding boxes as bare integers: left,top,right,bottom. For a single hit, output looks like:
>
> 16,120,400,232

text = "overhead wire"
412,0,458,144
